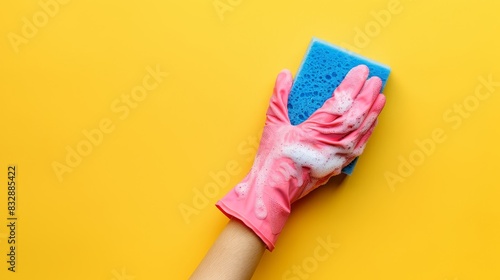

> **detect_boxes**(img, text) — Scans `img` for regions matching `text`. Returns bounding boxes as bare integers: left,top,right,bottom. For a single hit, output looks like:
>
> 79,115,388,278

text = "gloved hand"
216,65,386,251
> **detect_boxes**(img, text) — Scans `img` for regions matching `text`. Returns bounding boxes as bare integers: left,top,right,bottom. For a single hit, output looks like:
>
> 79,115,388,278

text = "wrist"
216,183,291,251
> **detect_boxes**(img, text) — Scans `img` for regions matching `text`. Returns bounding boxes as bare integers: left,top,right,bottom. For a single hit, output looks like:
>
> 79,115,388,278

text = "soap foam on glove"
217,65,386,251
287,38,390,174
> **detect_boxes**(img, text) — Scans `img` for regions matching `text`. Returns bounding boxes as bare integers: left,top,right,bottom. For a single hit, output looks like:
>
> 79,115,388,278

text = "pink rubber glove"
216,65,386,251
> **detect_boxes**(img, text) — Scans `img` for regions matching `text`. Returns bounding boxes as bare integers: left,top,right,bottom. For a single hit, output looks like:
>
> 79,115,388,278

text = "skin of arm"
190,219,266,280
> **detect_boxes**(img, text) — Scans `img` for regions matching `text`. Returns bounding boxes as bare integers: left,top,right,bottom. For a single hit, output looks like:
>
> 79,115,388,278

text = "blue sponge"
287,38,390,175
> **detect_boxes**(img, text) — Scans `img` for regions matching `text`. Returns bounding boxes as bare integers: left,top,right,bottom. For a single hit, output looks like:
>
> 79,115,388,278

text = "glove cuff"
216,189,291,251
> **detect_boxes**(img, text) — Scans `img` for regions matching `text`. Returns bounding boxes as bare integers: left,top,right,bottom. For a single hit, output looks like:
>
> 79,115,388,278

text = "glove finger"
266,69,293,125
340,93,386,152
303,75,380,143
303,65,369,125
352,119,377,157
331,76,383,134
345,76,382,124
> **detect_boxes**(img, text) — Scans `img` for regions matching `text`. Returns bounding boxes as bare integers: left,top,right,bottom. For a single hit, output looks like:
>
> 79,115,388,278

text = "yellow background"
1,0,500,279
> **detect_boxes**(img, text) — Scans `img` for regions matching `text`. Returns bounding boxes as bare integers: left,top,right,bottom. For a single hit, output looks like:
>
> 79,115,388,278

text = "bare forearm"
191,219,266,280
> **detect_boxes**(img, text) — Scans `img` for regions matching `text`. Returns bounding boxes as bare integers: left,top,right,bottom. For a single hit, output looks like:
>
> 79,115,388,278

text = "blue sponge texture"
287,38,390,174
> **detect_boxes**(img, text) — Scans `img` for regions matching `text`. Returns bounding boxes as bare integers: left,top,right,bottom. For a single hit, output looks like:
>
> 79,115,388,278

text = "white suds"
281,143,346,178
327,89,353,115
